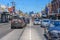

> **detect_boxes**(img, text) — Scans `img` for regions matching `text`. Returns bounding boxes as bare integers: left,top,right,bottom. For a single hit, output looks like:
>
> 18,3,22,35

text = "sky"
0,0,52,13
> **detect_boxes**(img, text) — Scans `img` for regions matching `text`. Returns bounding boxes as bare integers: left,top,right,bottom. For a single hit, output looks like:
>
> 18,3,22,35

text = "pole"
11,0,16,16
57,0,59,20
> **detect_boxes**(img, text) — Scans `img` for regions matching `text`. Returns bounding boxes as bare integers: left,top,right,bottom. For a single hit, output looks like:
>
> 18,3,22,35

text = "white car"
33,18,41,25
41,19,50,28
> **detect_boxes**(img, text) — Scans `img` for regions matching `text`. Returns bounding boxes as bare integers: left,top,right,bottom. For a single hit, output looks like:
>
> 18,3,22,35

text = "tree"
19,10,23,14
29,11,34,16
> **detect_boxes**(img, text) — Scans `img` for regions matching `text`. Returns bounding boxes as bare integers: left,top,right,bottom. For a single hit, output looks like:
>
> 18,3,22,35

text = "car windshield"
50,16,60,20
43,20,49,22
34,18,40,21
34,18,40,19
13,16,18,19
51,16,60,26
35,19,39,21
13,16,20,19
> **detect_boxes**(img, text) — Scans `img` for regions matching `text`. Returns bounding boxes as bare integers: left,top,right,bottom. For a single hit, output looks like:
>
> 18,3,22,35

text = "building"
47,3,52,15
45,0,60,18
51,0,60,17
51,0,60,14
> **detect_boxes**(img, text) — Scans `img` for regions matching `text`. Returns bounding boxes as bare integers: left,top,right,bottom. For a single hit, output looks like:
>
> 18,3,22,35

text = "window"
50,16,57,20
58,16,60,20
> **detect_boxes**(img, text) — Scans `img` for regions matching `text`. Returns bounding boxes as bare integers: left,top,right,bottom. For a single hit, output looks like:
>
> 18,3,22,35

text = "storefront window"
58,16,60,20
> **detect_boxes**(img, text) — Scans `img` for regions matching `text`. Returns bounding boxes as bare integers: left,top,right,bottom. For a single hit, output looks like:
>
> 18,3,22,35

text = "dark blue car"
44,20,60,40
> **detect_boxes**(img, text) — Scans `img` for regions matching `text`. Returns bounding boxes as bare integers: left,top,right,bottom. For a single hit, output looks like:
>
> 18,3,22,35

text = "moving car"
11,16,26,29
33,17,41,25
26,18,30,24
44,16,60,40
41,19,50,28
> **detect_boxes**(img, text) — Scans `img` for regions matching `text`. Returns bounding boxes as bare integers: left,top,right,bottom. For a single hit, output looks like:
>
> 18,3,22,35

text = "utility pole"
57,0,59,20
11,0,16,15
6,3,9,12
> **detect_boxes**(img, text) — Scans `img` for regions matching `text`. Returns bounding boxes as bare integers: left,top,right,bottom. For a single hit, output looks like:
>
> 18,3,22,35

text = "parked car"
44,19,60,40
22,17,30,24
41,19,50,28
11,16,26,29
33,17,41,25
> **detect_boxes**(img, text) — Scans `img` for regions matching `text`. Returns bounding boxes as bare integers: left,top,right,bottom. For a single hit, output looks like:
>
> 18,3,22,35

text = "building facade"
47,3,52,15
51,0,60,13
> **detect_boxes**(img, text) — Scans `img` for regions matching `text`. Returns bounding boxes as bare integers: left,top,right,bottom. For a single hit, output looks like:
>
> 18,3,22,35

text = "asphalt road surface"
0,19,46,40
0,24,46,40
0,23,13,38
20,25,46,40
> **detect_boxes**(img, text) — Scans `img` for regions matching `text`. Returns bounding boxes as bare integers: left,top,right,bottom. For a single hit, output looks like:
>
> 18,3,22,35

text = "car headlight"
49,24,55,27
49,30,58,37
44,24,49,27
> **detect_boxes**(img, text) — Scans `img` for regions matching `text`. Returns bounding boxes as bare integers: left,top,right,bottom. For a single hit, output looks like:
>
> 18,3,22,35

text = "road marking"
29,19,33,26
30,26,31,40
18,27,25,40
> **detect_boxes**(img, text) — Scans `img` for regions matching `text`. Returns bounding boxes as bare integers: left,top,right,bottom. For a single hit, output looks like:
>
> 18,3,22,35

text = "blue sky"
0,0,52,13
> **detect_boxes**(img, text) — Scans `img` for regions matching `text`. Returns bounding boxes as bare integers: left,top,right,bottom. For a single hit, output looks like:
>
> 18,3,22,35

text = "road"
19,18,46,40
20,25,46,40
0,22,13,38
0,25,46,40
0,19,46,40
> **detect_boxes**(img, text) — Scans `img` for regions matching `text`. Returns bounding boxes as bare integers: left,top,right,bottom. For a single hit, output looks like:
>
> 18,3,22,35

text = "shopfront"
1,12,9,23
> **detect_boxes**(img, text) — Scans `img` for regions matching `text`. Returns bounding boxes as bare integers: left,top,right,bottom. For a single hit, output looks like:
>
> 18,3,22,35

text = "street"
0,22,13,38
20,25,46,40
0,21,46,40
0,0,60,40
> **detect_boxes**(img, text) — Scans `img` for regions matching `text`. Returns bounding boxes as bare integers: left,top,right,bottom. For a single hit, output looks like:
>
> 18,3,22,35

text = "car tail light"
18,20,22,23
11,19,16,23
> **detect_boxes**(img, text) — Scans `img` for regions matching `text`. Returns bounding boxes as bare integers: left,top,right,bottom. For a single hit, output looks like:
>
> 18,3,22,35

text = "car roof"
52,20,60,21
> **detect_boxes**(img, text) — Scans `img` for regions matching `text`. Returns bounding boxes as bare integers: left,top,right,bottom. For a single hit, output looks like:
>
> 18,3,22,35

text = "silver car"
41,19,50,28
33,18,41,25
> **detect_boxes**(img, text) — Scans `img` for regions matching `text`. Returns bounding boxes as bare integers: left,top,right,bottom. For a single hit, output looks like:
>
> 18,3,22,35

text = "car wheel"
44,34,48,38
11,26,14,29
11,25,16,29
24,24,27,27
22,23,27,27
41,25,43,27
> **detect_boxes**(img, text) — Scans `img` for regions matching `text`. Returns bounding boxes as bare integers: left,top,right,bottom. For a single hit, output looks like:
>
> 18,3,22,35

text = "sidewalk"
0,21,12,39
0,29,24,40
0,21,11,26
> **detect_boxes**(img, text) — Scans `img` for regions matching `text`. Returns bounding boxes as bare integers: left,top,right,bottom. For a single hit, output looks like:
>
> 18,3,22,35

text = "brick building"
51,0,60,14
41,0,60,18
51,0,60,17
47,3,52,15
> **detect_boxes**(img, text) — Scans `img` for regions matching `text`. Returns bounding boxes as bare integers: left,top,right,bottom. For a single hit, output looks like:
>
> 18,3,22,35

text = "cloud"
0,5,6,9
